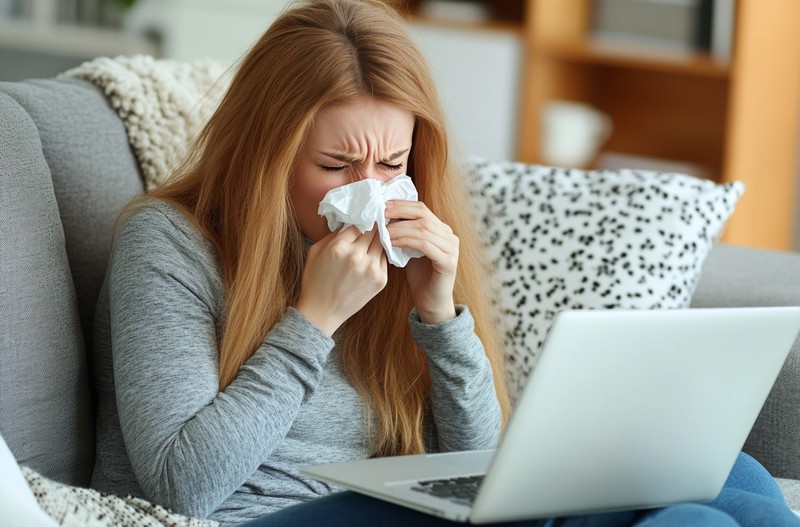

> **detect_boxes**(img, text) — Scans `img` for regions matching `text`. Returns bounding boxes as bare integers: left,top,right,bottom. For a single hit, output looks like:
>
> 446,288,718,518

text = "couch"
1,76,799,520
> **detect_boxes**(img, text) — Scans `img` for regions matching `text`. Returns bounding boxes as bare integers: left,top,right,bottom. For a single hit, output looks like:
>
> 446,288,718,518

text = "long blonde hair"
143,0,509,456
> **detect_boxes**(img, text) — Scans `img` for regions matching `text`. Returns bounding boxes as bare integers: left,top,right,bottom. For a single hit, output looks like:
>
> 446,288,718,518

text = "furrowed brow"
321,148,410,164
322,152,363,163
383,148,410,162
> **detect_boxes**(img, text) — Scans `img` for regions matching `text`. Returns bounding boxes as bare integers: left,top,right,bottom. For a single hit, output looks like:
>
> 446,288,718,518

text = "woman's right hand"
296,225,388,336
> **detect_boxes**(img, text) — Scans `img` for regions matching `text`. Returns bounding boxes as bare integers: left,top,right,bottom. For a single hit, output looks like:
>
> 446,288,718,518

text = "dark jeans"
239,452,799,527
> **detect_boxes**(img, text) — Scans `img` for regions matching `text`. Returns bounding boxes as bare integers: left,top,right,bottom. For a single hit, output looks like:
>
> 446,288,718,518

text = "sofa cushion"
466,160,743,399
0,91,93,486
0,78,145,355
693,245,800,481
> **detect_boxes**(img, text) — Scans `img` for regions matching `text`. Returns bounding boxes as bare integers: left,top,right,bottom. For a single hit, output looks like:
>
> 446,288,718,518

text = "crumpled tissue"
318,174,424,267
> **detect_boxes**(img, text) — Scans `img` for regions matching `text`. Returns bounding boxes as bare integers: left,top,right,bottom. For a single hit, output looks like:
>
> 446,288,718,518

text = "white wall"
124,0,286,64
408,24,522,161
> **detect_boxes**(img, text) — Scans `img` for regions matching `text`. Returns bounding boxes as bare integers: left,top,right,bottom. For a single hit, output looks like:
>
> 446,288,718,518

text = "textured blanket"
61,55,230,191
22,467,219,527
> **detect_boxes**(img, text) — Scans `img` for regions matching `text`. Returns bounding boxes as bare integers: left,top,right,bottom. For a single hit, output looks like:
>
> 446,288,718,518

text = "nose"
351,166,393,183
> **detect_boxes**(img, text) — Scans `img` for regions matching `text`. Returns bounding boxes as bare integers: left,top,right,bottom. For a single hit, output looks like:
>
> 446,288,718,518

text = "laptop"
301,307,800,524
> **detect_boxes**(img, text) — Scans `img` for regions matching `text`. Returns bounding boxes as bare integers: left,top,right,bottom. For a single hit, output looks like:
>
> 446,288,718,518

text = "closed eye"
321,163,404,172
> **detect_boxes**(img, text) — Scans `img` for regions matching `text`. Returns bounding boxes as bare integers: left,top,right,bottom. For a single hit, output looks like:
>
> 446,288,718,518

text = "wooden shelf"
405,14,521,35
516,0,800,250
536,39,730,79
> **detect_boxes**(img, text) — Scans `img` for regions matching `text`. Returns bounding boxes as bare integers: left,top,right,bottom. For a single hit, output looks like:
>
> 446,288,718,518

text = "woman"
93,0,505,521
91,1,799,526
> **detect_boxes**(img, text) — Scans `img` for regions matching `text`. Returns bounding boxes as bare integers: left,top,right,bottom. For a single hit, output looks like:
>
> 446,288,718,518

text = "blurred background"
1,0,799,251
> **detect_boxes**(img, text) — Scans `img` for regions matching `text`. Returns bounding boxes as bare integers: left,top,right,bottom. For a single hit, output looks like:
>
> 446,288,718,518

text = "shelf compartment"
592,66,728,175
535,39,730,79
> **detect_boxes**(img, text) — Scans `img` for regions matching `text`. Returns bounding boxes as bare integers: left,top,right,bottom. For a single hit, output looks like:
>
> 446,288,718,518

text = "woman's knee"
724,452,785,502
708,488,800,527
636,503,737,527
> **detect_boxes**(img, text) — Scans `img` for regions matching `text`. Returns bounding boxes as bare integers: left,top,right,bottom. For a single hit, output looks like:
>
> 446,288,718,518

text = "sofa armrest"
692,244,800,308
692,244,800,480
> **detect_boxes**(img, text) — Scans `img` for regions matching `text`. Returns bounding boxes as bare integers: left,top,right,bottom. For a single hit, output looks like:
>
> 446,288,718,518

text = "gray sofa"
1,77,799,517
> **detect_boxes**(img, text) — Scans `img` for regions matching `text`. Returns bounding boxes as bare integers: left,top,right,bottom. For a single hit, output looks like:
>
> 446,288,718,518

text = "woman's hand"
296,226,387,336
385,200,458,324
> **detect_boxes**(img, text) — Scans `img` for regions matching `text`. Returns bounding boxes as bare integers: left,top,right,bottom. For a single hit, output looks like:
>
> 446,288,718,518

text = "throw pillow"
464,159,744,401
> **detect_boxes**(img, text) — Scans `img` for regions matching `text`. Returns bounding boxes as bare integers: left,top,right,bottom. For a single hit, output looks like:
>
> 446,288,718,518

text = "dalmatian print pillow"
464,159,744,401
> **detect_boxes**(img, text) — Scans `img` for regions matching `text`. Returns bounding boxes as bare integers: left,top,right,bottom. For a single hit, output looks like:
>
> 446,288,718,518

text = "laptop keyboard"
410,475,484,506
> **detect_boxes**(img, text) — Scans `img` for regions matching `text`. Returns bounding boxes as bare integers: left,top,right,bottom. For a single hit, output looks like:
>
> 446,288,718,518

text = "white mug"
540,100,613,168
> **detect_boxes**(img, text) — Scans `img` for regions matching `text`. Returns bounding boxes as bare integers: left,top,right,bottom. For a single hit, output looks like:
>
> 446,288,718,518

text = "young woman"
91,1,799,526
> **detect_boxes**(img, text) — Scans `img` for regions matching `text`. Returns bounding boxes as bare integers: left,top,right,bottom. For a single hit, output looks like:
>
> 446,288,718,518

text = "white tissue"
318,174,424,267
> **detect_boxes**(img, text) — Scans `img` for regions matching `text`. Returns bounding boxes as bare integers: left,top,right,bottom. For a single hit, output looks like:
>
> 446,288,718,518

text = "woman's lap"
240,453,798,527
701,452,797,526
236,490,540,527
635,452,797,527
718,450,786,501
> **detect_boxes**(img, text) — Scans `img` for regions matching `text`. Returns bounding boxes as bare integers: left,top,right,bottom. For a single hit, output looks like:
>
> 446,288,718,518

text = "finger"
388,220,456,255
352,225,378,252
385,201,453,237
395,234,457,273
338,224,363,240
321,225,366,258
384,199,424,218
367,223,385,257
385,200,444,222
379,248,388,274
308,228,341,254
389,218,453,246
368,229,388,275
392,233,458,272
390,226,457,264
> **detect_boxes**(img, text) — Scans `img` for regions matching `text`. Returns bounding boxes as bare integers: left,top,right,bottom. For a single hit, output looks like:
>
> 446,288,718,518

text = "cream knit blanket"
22,467,219,527
61,55,231,191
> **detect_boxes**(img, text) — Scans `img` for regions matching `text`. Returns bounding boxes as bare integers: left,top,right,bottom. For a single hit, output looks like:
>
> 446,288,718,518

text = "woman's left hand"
385,200,458,324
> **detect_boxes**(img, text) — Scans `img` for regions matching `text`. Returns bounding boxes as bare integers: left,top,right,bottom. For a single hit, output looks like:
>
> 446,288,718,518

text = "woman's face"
291,97,416,241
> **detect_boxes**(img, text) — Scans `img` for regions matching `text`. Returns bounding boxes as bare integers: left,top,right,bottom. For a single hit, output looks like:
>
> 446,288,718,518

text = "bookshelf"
0,17,157,58
407,0,800,250
518,0,800,250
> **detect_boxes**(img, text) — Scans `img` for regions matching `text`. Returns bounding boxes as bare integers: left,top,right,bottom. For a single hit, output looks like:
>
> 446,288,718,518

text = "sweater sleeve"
408,306,502,452
107,205,334,518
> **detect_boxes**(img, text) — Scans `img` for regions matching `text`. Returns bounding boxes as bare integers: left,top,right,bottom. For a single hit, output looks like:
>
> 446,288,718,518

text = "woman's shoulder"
111,197,223,290
120,197,191,233
117,197,210,252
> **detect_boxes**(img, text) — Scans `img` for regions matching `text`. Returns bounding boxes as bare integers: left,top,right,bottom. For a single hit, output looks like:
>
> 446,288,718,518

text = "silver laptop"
301,307,800,524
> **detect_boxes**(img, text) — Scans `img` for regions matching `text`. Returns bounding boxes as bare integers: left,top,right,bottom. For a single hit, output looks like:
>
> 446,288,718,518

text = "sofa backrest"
0,79,144,486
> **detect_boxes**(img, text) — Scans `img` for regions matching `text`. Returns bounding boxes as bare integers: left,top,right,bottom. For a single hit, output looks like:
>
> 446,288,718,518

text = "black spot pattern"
464,159,744,401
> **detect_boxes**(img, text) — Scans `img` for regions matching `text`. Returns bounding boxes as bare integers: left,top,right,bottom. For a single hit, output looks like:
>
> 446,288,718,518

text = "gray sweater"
91,200,502,525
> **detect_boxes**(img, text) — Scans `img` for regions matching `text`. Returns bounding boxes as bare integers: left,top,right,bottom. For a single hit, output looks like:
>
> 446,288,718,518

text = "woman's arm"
107,204,334,518
408,306,502,452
